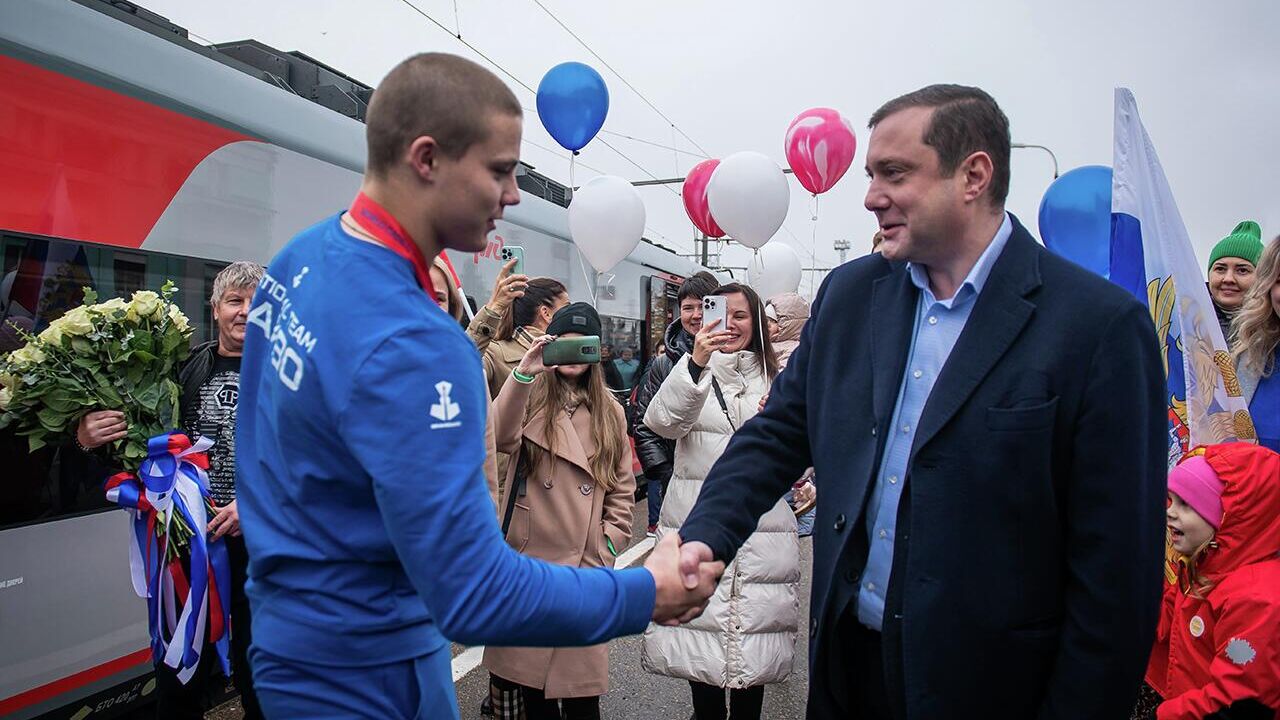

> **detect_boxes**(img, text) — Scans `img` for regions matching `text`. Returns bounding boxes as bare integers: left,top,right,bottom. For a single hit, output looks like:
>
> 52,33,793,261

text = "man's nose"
865,183,889,213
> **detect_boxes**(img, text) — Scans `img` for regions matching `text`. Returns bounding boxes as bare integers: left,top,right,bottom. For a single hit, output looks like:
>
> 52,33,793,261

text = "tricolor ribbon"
105,432,231,683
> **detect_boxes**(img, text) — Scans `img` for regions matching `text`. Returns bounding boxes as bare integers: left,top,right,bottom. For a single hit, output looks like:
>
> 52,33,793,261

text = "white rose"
7,344,46,367
99,297,128,313
129,290,162,321
166,304,191,332
57,306,95,337
0,373,16,391
38,322,64,346
0,386,11,410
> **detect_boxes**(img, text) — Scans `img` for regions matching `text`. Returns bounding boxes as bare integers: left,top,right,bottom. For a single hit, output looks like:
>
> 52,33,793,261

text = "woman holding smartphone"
641,283,800,720
484,302,636,720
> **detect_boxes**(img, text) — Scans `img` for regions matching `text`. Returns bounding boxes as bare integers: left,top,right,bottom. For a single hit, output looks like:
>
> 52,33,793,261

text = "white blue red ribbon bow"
105,432,231,684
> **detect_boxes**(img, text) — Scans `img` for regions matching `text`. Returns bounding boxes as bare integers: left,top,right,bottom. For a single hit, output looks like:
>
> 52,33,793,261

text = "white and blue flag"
1109,88,1256,468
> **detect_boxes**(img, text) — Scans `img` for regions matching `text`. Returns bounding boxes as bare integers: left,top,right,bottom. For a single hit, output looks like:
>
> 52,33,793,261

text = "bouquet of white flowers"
0,281,191,461
1,281,230,683
0,281,211,558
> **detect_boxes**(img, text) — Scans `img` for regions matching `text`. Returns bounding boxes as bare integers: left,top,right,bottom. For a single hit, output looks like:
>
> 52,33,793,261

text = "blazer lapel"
870,265,919,429
910,224,1043,459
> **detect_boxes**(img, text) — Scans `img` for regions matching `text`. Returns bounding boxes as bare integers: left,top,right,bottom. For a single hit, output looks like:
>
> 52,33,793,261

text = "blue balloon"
1037,165,1113,277
537,62,609,152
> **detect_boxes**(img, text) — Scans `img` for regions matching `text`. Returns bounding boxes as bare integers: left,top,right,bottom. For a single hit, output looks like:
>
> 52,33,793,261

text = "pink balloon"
681,159,725,238
784,107,857,195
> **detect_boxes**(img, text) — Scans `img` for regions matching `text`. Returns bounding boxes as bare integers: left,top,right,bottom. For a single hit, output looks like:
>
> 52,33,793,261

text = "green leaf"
71,338,93,355
166,379,181,427
28,434,47,452
131,333,154,353
36,406,70,432
135,382,163,412
97,383,123,407
43,394,81,413
133,350,158,363
82,286,98,305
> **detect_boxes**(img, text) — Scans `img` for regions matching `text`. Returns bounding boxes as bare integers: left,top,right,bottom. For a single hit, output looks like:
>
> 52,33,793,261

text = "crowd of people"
53,52,1280,720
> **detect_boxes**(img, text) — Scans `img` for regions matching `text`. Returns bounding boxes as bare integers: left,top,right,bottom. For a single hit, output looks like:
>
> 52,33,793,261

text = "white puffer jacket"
640,350,800,688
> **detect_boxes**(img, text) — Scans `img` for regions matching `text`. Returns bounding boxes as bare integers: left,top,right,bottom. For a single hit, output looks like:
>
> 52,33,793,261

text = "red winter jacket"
1145,442,1280,719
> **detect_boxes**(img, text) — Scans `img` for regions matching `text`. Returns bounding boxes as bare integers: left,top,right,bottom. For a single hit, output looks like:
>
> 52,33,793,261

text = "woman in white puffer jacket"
641,282,800,720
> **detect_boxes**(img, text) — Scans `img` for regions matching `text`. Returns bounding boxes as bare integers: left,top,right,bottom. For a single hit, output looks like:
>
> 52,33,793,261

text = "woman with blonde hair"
1231,235,1280,452
484,302,635,719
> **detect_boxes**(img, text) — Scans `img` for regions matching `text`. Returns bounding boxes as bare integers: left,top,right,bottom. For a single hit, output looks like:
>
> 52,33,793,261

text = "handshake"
643,533,725,626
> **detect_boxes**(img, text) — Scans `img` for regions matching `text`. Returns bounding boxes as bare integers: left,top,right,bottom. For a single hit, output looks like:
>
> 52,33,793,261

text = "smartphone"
701,295,727,332
499,245,525,276
542,335,601,366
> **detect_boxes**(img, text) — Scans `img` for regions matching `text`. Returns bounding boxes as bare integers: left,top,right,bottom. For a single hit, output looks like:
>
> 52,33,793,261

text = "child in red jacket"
1144,442,1280,719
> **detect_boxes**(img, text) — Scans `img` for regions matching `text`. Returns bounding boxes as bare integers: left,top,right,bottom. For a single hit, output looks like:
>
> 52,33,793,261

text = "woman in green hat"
1207,220,1264,340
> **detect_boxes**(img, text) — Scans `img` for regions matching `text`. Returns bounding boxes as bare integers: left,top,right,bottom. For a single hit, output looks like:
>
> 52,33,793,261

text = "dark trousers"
154,534,262,719
688,681,764,720
834,612,896,720
491,675,600,720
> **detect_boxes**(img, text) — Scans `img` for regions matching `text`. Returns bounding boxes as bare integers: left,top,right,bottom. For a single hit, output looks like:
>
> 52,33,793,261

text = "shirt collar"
907,212,1013,308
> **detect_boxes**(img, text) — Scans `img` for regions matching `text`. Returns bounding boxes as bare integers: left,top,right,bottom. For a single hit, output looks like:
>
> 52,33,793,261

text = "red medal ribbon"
348,192,437,296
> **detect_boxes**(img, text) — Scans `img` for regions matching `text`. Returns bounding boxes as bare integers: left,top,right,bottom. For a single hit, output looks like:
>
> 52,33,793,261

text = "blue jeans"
647,476,664,527
784,488,815,537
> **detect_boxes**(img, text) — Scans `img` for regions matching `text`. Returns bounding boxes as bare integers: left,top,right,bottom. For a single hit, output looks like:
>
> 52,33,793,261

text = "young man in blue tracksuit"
235,53,723,719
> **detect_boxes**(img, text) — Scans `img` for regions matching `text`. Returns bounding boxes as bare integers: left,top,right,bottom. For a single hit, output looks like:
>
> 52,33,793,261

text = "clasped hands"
644,533,724,626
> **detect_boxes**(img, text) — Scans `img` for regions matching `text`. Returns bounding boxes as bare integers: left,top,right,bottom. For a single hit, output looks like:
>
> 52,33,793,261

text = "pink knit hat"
1168,455,1225,529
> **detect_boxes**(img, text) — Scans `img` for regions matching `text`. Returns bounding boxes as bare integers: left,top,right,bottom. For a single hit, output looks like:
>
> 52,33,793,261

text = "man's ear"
406,135,442,183
959,150,994,204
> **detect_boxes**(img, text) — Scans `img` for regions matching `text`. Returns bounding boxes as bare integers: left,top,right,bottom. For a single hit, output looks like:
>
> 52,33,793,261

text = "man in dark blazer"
677,85,1168,719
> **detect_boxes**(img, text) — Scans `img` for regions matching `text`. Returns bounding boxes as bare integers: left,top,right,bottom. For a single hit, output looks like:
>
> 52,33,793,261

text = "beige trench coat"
468,306,544,493
481,373,636,698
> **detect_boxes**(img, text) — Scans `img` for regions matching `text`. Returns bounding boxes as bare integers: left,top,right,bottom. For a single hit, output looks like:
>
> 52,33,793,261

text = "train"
0,1,710,717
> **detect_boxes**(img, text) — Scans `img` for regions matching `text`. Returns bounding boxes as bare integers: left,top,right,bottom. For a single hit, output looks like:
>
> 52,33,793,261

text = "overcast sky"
147,0,1280,292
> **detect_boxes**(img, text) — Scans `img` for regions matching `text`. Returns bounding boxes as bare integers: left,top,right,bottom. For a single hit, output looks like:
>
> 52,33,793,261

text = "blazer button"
844,568,858,583
871,427,877,437
580,483,593,496
833,513,846,532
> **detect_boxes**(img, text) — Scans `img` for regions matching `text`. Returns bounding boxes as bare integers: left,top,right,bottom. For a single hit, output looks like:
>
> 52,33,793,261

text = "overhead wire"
394,0,693,249
394,0,535,94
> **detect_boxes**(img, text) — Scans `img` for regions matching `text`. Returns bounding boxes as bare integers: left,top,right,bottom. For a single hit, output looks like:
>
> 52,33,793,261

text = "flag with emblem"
1108,88,1256,470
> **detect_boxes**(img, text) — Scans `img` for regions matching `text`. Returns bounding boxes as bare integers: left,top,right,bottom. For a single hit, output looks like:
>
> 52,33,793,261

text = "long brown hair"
714,282,779,379
1231,236,1280,377
520,360,626,491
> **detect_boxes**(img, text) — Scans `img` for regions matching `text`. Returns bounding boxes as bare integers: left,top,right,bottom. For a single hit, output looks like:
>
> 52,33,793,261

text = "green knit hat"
1207,220,1263,272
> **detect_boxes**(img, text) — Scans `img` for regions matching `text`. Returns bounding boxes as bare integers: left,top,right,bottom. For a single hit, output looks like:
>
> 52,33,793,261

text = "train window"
599,315,643,392
0,233,220,529
112,251,148,298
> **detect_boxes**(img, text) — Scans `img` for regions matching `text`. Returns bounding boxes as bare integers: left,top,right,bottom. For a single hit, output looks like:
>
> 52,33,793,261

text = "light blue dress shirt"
856,213,1013,630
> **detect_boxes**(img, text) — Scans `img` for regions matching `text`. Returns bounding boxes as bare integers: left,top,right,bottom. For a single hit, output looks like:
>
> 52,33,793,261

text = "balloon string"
810,194,820,296
576,245,593,302
567,152,598,305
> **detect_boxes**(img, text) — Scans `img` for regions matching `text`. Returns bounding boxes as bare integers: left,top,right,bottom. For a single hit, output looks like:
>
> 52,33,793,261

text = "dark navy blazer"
681,216,1168,720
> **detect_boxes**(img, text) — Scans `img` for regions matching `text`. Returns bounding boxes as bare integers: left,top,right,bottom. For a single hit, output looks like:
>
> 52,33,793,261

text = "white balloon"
706,151,790,249
747,242,803,300
569,175,646,273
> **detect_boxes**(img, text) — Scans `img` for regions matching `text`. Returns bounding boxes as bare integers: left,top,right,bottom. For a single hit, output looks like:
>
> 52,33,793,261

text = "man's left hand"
208,500,240,539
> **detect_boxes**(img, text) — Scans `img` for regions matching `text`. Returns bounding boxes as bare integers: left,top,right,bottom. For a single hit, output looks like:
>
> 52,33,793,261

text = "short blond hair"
211,261,264,305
